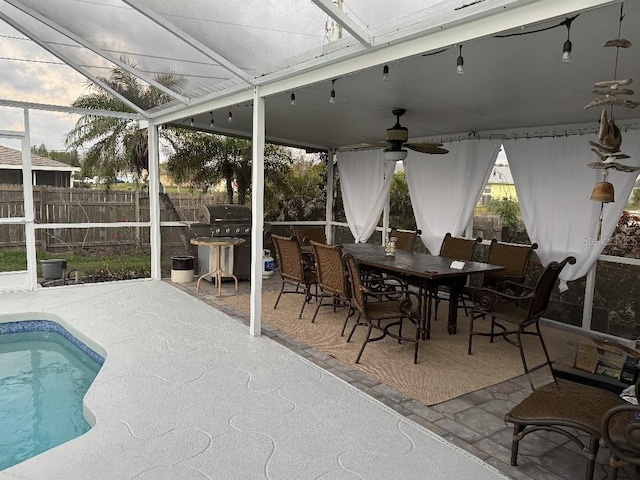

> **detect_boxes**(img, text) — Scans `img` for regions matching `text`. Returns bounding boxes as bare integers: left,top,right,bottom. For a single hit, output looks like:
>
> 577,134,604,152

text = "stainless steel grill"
190,204,268,281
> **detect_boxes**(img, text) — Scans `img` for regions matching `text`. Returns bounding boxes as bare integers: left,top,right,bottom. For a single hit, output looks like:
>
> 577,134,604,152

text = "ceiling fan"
353,108,449,160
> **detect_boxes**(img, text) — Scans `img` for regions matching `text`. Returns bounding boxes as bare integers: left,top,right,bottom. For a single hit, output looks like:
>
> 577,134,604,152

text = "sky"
0,23,87,152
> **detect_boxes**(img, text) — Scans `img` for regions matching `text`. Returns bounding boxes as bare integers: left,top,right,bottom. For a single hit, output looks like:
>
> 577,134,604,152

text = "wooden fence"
0,185,225,251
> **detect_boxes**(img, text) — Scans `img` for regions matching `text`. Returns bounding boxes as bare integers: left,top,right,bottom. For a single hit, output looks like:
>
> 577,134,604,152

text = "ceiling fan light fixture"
383,149,408,162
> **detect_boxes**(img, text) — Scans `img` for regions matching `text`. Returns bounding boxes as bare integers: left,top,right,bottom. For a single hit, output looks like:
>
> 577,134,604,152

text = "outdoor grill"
190,204,268,281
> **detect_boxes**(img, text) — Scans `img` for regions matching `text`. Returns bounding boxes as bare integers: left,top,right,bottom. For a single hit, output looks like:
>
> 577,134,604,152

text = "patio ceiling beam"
121,0,253,86
151,86,253,125
0,99,144,120
4,0,191,106
0,11,147,116
309,0,372,48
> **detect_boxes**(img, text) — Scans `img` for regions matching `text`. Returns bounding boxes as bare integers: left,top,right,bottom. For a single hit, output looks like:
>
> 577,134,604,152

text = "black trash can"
171,256,194,283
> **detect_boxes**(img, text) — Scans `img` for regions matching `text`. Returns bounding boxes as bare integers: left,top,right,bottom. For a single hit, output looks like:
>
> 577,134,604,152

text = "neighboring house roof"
0,145,80,172
487,165,514,185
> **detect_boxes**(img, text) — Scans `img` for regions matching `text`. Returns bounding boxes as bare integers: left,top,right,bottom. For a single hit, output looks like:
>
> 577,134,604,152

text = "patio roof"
1,0,638,151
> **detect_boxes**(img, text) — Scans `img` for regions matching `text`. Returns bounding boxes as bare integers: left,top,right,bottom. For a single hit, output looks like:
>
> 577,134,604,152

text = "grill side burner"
189,204,268,281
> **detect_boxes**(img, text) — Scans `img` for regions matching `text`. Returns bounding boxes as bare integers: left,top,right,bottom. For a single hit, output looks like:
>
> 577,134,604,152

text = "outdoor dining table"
342,243,504,336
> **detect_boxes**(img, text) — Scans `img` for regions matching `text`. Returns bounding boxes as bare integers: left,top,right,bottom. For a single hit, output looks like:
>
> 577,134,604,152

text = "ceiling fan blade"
346,142,389,150
406,142,449,155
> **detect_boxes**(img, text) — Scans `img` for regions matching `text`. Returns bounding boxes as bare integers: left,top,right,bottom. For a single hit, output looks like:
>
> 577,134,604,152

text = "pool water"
0,331,101,471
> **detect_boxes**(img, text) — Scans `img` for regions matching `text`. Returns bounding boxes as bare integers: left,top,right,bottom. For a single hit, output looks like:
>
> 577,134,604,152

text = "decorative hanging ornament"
591,171,615,240
585,4,639,239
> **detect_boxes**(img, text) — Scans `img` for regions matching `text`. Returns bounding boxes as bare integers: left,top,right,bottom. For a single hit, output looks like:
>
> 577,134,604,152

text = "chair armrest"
601,403,640,465
360,286,420,318
471,286,533,312
361,272,406,293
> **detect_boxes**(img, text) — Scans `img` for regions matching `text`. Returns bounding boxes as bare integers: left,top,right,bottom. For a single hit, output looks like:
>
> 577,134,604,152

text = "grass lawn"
0,250,153,277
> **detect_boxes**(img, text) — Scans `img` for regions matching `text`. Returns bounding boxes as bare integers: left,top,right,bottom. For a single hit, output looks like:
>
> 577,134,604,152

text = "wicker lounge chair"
505,378,638,480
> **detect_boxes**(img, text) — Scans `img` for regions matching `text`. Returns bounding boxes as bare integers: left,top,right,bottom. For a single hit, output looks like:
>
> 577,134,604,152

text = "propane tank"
262,249,275,278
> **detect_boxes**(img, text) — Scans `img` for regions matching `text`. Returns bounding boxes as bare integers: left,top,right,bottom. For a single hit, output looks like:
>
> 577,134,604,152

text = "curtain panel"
337,150,396,243
503,130,640,288
405,140,501,255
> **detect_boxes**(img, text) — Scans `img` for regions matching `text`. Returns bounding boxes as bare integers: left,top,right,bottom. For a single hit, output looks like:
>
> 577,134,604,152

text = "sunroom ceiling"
1,0,637,151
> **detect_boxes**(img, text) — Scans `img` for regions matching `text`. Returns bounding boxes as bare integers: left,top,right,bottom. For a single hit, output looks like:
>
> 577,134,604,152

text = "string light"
329,79,336,104
290,92,296,106
456,45,464,75
209,111,214,128
382,64,389,81
562,18,573,63
227,108,233,123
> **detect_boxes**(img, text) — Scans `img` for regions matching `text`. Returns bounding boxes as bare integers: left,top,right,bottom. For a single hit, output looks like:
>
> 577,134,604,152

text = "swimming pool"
0,321,103,471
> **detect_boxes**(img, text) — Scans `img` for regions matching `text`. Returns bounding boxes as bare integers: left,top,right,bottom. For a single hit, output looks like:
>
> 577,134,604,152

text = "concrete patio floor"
173,275,638,480
1,279,511,480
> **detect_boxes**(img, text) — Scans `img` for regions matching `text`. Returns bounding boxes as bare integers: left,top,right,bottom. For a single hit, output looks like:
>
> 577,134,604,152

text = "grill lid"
198,204,251,224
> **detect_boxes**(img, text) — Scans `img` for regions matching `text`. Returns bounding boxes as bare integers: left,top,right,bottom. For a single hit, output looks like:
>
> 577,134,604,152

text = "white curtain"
405,140,501,255
504,130,640,288
337,150,396,243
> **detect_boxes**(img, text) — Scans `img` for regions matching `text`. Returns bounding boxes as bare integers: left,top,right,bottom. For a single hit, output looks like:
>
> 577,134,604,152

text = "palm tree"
65,59,185,182
166,131,292,204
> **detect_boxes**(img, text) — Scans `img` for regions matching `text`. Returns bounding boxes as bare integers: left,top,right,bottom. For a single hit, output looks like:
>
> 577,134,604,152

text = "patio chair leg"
346,315,361,342
298,287,309,318
414,323,420,364
340,306,352,337
467,316,475,355
536,322,556,380
311,295,324,323
274,283,285,309
355,324,373,364
510,424,525,466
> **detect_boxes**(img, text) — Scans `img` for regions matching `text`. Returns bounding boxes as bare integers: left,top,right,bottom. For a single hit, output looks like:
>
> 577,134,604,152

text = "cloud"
0,24,90,150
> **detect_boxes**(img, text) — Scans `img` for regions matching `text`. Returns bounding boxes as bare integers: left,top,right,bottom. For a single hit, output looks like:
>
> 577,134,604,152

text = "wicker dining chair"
309,241,352,330
432,233,482,320
481,239,539,291
292,225,326,268
343,252,422,364
271,234,318,319
389,228,421,251
469,256,576,384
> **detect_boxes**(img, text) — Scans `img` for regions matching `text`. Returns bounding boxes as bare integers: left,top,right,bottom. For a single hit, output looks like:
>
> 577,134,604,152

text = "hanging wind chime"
585,4,640,240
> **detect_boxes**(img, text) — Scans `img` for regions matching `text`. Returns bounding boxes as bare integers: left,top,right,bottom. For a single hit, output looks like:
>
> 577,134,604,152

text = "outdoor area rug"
219,290,580,406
